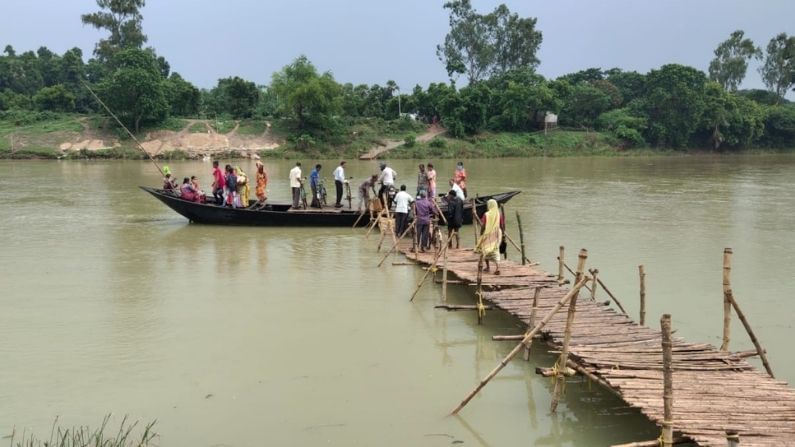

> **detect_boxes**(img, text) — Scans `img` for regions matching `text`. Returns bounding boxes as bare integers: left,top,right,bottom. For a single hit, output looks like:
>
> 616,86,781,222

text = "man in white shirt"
332,161,346,208
289,162,302,209
393,184,414,237
377,162,397,208
449,179,465,200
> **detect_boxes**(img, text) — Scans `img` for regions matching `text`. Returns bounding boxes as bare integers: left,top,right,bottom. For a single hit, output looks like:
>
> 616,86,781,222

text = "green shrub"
404,135,416,147
429,137,446,148
613,125,646,148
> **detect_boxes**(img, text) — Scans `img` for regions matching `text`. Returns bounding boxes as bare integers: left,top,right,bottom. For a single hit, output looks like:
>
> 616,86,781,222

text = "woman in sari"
255,161,268,207
476,199,503,275
236,166,250,207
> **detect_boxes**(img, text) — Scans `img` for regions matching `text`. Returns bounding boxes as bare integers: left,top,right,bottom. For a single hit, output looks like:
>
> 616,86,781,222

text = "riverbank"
1,112,792,160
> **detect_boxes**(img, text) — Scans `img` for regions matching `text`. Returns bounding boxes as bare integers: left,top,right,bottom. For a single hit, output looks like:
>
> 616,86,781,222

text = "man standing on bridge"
289,162,302,209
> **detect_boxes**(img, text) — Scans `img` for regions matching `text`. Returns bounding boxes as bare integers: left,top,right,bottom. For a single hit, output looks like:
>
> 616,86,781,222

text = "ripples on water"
0,156,793,446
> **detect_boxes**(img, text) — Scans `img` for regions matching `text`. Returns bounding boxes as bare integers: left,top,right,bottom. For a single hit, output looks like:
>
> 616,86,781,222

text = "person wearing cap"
162,166,177,192
393,184,414,237
377,162,397,208
414,190,437,252
289,161,302,209
333,161,346,208
444,189,464,249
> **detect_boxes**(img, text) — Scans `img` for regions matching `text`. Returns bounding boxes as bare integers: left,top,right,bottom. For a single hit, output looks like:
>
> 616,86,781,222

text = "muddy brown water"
1,155,793,446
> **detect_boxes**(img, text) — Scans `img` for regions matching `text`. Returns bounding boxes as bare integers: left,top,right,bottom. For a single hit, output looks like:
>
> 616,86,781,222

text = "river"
1,155,793,446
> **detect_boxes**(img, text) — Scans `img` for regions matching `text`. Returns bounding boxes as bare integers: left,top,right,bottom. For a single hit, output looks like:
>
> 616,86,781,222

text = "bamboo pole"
450,276,589,415
639,264,646,326
563,261,593,292
726,289,775,378
725,430,740,447
590,268,599,300
551,248,588,413
442,232,451,302
377,221,415,267
721,248,733,352
610,439,687,447
596,276,628,315
557,246,565,282
409,244,446,302
504,233,532,265
476,253,484,324
516,211,526,266
661,313,674,447
523,287,542,361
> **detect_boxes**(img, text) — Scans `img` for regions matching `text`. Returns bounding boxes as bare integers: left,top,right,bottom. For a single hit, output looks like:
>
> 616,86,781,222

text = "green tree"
437,0,542,84
211,76,258,119
81,0,147,62
640,64,708,148
33,84,76,112
708,30,761,91
761,103,795,146
164,72,200,116
700,82,764,149
270,55,342,131
98,48,168,132
605,69,646,105
561,82,613,128
758,33,795,102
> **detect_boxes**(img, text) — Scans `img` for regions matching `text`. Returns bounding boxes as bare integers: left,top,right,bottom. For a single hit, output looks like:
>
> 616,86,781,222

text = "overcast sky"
2,0,794,94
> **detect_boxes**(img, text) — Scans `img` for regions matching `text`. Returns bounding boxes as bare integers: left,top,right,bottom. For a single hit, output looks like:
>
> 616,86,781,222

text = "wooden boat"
140,186,520,227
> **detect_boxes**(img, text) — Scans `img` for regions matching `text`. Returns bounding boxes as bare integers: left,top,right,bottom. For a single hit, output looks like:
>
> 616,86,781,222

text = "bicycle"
316,178,328,207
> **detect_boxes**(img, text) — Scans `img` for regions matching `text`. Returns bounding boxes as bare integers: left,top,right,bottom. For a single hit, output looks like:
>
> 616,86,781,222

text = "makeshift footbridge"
372,222,794,446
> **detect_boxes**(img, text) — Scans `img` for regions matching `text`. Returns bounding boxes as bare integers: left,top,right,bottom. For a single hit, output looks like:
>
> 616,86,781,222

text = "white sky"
2,0,794,95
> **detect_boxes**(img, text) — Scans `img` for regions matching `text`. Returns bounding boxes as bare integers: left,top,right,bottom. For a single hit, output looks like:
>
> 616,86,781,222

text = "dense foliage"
0,0,793,151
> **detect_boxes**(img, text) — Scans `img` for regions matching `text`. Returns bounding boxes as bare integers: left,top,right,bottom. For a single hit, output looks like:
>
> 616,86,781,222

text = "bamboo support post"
563,261,593,293
409,245,446,302
450,276,589,415
610,439,688,447
471,198,479,246
504,233,532,265
516,211,526,265
721,248,733,351
589,269,599,300
377,221,415,267
551,248,588,413
476,253,485,324
557,246,564,282
726,430,740,447
661,314,674,447
523,287,542,361
442,232,450,302
492,335,524,341
432,199,448,226
639,264,646,326
726,289,775,378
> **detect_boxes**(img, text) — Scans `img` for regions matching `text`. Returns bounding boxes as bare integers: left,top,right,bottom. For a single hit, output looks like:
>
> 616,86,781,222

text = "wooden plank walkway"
395,245,795,446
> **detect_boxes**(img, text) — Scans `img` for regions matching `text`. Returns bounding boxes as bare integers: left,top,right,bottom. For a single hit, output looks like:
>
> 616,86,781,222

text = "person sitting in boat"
190,175,206,203
162,166,177,192
236,166,250,208
309,164,322,208
358,174,378,212
179,177,201,203
254,161,268,208
224,164,237,207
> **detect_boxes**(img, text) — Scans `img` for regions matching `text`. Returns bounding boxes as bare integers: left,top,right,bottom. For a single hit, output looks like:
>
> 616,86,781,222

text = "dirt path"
359,124,446,160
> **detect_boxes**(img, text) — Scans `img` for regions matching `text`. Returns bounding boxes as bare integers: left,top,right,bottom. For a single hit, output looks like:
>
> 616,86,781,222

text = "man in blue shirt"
309,164,322,208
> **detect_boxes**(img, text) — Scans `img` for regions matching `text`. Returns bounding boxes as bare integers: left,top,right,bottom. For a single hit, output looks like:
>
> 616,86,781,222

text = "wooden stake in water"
516,211,527,266
726,288,775,378
523,287,542,361
557,246,565,283
590,268,599,300
721,248,733,351
639,264,646,326
442,232,453,302
450,276,589,415
551,248,588,413
661,313,674,447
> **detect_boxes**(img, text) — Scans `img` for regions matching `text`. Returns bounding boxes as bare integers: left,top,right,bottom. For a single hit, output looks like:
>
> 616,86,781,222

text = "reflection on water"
0,155,793,446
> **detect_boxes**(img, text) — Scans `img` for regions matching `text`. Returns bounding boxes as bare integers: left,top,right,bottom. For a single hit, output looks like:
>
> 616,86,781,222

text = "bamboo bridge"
368,210,794,447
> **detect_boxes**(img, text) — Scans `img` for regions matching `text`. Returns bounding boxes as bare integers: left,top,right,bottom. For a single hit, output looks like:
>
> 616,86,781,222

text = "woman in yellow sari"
255,161,268,207
236,166,250,207
476,199,503,275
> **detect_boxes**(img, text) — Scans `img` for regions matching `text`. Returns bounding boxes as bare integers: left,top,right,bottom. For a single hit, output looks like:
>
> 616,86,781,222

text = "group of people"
210,160,268,209
288,161,350,209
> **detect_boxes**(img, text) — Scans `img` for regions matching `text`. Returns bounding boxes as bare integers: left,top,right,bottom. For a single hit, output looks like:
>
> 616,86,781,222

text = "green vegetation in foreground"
8,416,156,447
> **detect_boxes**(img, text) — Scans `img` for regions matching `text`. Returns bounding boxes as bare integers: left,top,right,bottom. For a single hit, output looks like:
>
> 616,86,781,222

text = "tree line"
1,0,794,149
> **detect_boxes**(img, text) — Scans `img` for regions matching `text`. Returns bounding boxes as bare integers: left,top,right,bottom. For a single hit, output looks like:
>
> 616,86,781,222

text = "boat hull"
141,187,520,227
